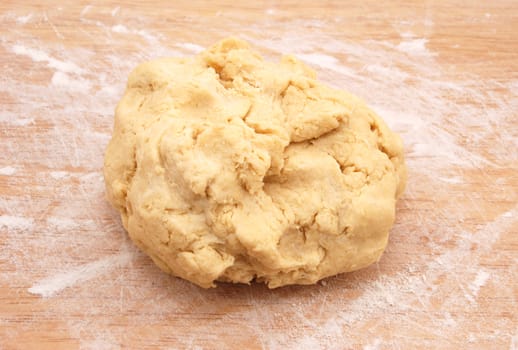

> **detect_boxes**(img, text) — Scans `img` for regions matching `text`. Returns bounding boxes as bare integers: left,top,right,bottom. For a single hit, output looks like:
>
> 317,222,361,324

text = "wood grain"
1,1,517,349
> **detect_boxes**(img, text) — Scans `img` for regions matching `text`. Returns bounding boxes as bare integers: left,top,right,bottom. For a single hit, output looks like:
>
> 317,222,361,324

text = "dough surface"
104,38,406,288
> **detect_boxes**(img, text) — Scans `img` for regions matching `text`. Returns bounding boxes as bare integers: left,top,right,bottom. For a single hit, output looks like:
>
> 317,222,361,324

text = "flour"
109,23,158,44
111,6,120,17
111,24,129,34
16,14,33,24
50,171,70,180
0,112,34,126
469,270,490,298
11,44,84,75
0,215,34,230
51,71,92,91
396,38,434,56
28,251,135,297
0,166,17,175
175,42,205,54
80,5,92,17
46,216,95,230
296,52,357,79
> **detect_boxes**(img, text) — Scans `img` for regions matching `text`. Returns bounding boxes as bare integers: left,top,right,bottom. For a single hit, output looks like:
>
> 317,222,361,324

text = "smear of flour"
0,112,35,126
11,44,84,75
51,71,92,91
49,171,70,179
0,215,34,230
297,53,357,79
110,23,158,44
0,166,17,175
16,14,33,24
469,270,490,298
111,24,129,34
396,38,435,56
28,251,135,298
363,339,382,350
175,42,205,54
111,6,120,17
80,5,92,17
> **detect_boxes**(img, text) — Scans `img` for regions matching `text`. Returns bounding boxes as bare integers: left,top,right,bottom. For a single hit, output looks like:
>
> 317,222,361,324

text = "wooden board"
1,1,517,348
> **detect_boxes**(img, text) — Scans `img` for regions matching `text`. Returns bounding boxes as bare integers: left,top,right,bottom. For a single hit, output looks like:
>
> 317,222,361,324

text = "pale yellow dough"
104,38,406,288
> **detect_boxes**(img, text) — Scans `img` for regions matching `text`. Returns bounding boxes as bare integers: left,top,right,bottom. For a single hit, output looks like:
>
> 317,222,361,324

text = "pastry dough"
104,38,406,288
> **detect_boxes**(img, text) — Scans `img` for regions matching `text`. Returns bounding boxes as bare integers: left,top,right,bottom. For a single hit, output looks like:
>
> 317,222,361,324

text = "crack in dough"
104,38,407,288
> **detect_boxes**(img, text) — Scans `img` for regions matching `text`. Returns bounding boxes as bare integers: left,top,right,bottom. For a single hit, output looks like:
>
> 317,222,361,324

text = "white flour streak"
16,14,33,24
363,339,382,350
50,171,70,179
46,216,95,230
399,31,416,39
437,176,464,184
111,6,120,17
11,44,84,75
0,112,34,126
396,38,435,57
80,5,92,17
0,215,34,230
28,251,135,298
469,270,490,297
297,53,357,78
51,71,92,91
110,24,158,44
176,42,205,54
111,24,129,33
0,166,17,175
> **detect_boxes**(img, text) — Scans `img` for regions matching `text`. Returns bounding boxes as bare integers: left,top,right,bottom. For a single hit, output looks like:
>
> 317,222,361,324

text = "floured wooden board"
1,1,517,349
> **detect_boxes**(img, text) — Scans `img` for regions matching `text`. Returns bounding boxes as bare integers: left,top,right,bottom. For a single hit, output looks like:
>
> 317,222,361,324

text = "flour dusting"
176,42,205,54
111,6,120,17
51,71,92,91
0,166,17,175
469,270,490,298
28,251,135,298
0,215,34,230
396,38,434,56
11,44,84,75
111,24,129,34
16,14,33,24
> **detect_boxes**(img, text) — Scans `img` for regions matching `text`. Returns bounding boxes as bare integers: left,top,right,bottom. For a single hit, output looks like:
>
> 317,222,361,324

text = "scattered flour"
80,5,92,17
11,44,84,75
469,270,490,298
175,42,205,54
297,52,357,79
28,251,135,298
0,166,17,175
396,38,435,57
111,24,129,34
50,171,70,179
109,23,158,44
363,339,382,350
51,71,92,91
16,14,33,24
0,112,34,126
0,215,34,230
111,6,120,17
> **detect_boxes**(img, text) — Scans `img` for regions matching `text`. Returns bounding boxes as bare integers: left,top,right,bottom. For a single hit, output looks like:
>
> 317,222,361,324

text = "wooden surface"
1,1,517,349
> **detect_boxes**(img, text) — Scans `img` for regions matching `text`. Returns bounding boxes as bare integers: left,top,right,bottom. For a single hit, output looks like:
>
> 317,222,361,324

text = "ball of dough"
104,38,406,288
